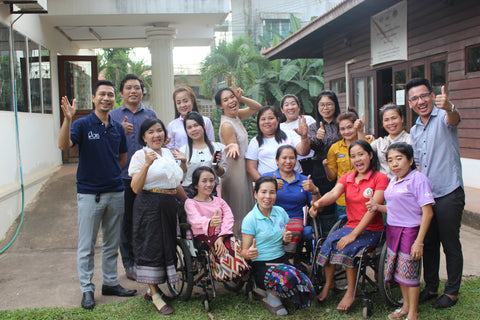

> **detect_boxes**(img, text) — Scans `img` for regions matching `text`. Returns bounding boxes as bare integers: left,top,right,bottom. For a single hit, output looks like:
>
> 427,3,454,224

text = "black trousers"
423,187,465,296
119,179,135,269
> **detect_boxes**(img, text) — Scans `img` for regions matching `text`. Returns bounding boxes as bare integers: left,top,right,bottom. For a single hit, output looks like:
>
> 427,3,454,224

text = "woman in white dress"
216,85,261,234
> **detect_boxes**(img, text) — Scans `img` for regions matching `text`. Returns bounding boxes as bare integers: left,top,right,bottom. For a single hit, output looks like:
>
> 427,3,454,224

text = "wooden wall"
321,0,480,159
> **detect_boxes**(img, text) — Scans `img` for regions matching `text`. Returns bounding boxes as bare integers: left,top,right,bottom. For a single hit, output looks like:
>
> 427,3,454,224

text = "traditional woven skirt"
195,234,250,282
133,190,177,284
317,227,381,268
264,264,314,309
384,225,421,287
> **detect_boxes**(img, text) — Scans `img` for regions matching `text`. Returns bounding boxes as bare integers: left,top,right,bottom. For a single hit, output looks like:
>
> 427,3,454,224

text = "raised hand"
435,85,453,111
143,148,157,166
302,174,315,192
316,122,326,140
247,239,258,260
231,82,244,100
273,173,284,190
210,209,222,227
293,116,308,137
172,148,186,163
224,143,240,159
121,116,134,135
309,200,320,218
60,96,76,121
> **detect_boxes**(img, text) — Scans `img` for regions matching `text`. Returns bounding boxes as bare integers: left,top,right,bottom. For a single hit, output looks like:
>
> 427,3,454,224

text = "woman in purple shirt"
366,142,434,320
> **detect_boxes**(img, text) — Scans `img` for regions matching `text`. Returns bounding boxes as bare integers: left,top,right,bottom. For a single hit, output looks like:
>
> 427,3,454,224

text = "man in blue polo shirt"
110,74,157,281
58,80,137,309
407,78,465,309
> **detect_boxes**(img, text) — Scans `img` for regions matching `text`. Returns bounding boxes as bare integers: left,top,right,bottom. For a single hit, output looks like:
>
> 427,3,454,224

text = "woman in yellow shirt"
323,110,366,219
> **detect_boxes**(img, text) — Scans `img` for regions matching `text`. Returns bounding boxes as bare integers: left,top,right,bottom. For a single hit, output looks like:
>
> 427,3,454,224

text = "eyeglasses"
408,92,431,103
318,102,334,109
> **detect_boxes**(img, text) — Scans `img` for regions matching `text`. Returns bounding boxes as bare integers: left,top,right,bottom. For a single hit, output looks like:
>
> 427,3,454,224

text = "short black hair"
405,78,433,96
254,175,278,193
93,80,116,96
380,103,404,121
386,142,416,170
275,144,297,160
214,87,235,106
119,74,145,94
138,118,166,146
191,166,217,189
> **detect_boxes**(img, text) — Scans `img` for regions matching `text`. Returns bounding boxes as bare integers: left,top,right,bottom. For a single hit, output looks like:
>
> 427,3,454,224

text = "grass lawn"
1,279,479,320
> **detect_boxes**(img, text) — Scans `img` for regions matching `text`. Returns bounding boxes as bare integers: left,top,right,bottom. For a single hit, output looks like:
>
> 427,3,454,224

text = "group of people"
58,74,464,319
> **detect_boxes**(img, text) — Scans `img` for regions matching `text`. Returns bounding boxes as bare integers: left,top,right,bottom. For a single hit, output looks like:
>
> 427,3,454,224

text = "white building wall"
0,8,80,240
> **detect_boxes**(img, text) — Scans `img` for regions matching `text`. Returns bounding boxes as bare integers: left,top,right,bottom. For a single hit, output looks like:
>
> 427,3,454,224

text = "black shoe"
433,294,458,309
102,284,137,297
81,291,95,309
418,288,438,304
125,267,136,281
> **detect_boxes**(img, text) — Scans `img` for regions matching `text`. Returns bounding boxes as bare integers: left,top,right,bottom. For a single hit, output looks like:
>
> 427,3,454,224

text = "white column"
146,26,177,124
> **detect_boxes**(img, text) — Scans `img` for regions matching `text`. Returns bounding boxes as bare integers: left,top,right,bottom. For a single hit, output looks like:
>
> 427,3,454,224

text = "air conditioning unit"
3,0,48,13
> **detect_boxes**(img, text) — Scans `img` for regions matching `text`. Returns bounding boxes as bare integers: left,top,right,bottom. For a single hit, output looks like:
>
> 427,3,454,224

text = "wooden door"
58,56,98,163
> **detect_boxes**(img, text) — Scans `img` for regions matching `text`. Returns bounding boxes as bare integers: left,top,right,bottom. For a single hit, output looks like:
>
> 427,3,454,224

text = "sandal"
152,293,174,315
388,308,408,319
262,298,288,316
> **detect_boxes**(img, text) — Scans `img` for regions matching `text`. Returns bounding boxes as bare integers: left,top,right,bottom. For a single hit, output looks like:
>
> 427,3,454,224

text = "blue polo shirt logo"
88,131,101,140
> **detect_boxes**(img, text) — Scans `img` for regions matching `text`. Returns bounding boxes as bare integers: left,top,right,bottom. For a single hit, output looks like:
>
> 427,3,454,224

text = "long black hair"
256,106,286,146
314,90,341,126
183,111,215,162
349,140,379,172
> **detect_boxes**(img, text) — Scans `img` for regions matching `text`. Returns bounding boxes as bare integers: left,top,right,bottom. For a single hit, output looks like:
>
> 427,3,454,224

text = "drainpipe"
345,59,356,110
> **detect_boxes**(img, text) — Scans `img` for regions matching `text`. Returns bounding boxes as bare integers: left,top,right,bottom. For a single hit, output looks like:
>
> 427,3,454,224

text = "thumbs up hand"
121,116,134,135
143,148,157,166
247,239,258,260
435,85,453,112
210,209,222,227
273,173,284,190
302,174,316,192
354,114,365,132
365,195,378,213
316,121,326,140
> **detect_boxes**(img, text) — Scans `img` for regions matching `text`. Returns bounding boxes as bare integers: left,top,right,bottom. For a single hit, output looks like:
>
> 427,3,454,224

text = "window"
330,78,346,94
29,39,41,113
430,60,446,95
0,24,11,111
13,30,28,112
466,44,480,73
262,19,290,43
41,47,52,114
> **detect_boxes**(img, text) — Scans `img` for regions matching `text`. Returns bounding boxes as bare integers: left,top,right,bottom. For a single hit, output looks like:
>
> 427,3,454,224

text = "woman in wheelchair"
309,140,389,311
366,143,434,320
262,145,321,254
184,166,249,282
242,176,314,316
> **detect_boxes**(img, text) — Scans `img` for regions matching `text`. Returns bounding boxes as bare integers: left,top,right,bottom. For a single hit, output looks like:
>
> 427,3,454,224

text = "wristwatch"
447,104,456,113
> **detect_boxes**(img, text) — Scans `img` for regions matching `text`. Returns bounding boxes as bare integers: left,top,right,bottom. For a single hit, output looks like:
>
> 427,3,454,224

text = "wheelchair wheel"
378,242,403,307
309,237,326,292
167,238,194,301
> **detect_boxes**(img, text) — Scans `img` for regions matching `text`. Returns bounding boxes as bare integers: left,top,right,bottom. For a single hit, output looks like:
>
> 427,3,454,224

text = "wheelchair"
310,215,403,318
165,202,246,312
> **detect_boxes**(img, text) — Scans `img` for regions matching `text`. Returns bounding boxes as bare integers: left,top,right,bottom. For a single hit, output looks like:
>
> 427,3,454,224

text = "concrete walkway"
0,165,479,311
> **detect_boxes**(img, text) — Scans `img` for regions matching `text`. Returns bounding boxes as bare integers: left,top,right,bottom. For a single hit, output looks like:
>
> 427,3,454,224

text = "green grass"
1,279,479,320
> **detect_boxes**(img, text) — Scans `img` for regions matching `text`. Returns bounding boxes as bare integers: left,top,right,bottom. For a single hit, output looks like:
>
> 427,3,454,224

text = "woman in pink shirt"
184,166,249,282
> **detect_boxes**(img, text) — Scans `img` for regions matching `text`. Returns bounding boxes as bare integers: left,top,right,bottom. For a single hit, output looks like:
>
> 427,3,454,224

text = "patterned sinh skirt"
133,190,177,284
384,225,421,287
264,264,314,309
195,234,250,282
317,227,381,268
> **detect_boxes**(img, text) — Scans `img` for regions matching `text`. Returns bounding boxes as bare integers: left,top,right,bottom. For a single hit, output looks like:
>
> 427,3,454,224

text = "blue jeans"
77,192,124,293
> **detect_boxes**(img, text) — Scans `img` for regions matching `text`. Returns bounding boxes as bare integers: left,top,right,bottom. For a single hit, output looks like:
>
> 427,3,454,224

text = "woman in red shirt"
309,140,389,311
